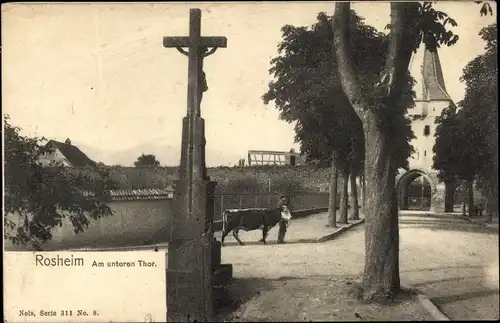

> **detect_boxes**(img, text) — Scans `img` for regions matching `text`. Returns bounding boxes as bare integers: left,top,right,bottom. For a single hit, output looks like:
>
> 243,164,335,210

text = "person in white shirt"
277,196,291,243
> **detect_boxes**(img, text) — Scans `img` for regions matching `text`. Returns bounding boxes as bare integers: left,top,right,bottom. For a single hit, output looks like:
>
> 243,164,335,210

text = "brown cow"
221,208,283,246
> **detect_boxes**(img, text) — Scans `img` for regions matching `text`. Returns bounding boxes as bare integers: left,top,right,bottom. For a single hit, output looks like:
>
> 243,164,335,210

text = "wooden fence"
212,192,330,221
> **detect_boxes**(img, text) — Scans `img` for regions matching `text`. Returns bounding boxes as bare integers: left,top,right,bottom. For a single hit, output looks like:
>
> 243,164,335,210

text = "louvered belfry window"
424,125,430,136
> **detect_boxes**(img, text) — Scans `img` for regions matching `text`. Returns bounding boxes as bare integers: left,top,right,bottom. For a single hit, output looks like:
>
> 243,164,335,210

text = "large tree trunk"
467,179,474,217
339,169,350,224
333,2,419,302
444,181,455,213
349,171,360,220
361,171,366,214
485,164,498,223
362,117,401,301
485,191,493,223
327,156,338,227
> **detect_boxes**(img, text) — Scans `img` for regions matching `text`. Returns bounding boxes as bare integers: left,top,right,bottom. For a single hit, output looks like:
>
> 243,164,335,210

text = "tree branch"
332,2,370,122
377,3,420,97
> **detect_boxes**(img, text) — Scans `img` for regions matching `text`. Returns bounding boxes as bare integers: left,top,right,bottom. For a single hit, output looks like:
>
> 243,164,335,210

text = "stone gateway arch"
397,46,456,213
396,169,442,212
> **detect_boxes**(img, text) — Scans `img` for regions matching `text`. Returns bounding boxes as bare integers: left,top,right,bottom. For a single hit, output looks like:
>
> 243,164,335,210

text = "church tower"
408,47,455,170
397,45,456,212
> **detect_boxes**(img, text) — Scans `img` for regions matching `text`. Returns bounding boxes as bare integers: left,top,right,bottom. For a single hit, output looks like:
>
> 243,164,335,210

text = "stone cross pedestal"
163,8,232,322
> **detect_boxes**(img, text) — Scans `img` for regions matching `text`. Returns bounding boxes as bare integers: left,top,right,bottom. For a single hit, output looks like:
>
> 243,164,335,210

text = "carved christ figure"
199,47,209,103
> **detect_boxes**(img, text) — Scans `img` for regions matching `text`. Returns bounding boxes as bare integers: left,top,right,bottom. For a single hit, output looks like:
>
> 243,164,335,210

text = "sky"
2,2,497,166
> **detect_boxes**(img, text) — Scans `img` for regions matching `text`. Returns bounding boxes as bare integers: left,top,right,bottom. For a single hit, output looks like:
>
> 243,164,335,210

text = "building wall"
400,99,452,212
5,199,173,251
37,147,71,167
284,153,307,166
408,100,450,172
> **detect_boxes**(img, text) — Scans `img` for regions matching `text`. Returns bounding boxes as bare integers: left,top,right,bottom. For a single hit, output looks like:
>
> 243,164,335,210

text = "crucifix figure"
163,8,230,323
164,10,226,117
199,48,209,101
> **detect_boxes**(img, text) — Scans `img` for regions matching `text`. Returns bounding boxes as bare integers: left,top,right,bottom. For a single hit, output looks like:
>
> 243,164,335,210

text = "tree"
456,107,490,216
134,154,161,167
4,116,116,250
338,168,350,224
327,162,339,227
433,104,463,212
434,23,497,217
459,22,498,220
433,105,485,216
349,172,360,220
263,12,381,227
332,1,472,301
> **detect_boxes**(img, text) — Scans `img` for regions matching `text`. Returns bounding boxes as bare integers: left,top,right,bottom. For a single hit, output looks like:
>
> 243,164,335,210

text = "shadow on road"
400,221,498,234
215,276,430,322
400,265,485,274
220,239,319,247
215,278,275,321
400,264,499,320
432,289,499,304
410,275,485,287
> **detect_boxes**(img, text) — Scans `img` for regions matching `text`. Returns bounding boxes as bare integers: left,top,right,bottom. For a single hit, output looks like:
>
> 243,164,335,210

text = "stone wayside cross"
163,8,231,322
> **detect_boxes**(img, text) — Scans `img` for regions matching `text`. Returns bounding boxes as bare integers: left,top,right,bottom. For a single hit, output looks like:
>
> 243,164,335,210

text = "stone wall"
207,165,331,192
5,191,331,251
5,199,173,251
72,165,332,192
4,165,334,251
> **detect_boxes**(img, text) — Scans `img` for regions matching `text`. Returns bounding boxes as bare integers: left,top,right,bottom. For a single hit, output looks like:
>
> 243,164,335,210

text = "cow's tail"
222,210,228,234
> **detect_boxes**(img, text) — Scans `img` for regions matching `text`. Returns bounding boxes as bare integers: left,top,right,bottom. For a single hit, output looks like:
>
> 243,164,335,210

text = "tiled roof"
410,47,453,102
48,140,97,167
83,188,173,201
422,49,452,101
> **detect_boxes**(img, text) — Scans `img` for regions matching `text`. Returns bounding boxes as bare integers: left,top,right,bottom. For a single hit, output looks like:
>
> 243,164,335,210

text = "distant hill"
72,140,242,167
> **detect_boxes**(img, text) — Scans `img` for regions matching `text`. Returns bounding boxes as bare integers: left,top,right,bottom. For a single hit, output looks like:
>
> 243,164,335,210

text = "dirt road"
220,213,499,320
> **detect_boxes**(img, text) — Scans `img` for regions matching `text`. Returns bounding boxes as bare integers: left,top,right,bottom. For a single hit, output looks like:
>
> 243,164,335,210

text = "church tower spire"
397,45,456,213
422,49,452,101
409,46,454,103
406,45,456,172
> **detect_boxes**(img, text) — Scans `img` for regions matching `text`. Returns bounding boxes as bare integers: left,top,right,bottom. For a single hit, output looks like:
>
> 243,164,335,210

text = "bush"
214,173,307,196
217,175,261,193
270,175,306,195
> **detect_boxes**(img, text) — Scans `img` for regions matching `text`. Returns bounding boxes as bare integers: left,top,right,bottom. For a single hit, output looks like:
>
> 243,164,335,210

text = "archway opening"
398,171,432,211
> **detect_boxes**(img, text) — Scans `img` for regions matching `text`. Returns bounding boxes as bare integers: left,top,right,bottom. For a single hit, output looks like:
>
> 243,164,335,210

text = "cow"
220,207,284,246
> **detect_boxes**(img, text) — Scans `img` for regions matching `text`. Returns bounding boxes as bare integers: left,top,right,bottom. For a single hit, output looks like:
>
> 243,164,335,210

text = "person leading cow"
220,195,292,246
277,195,292,244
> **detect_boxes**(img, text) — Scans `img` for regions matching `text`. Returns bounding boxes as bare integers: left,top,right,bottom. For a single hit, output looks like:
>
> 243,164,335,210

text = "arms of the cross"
164,37,227,55
163,9,227,110
162,8,227,58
